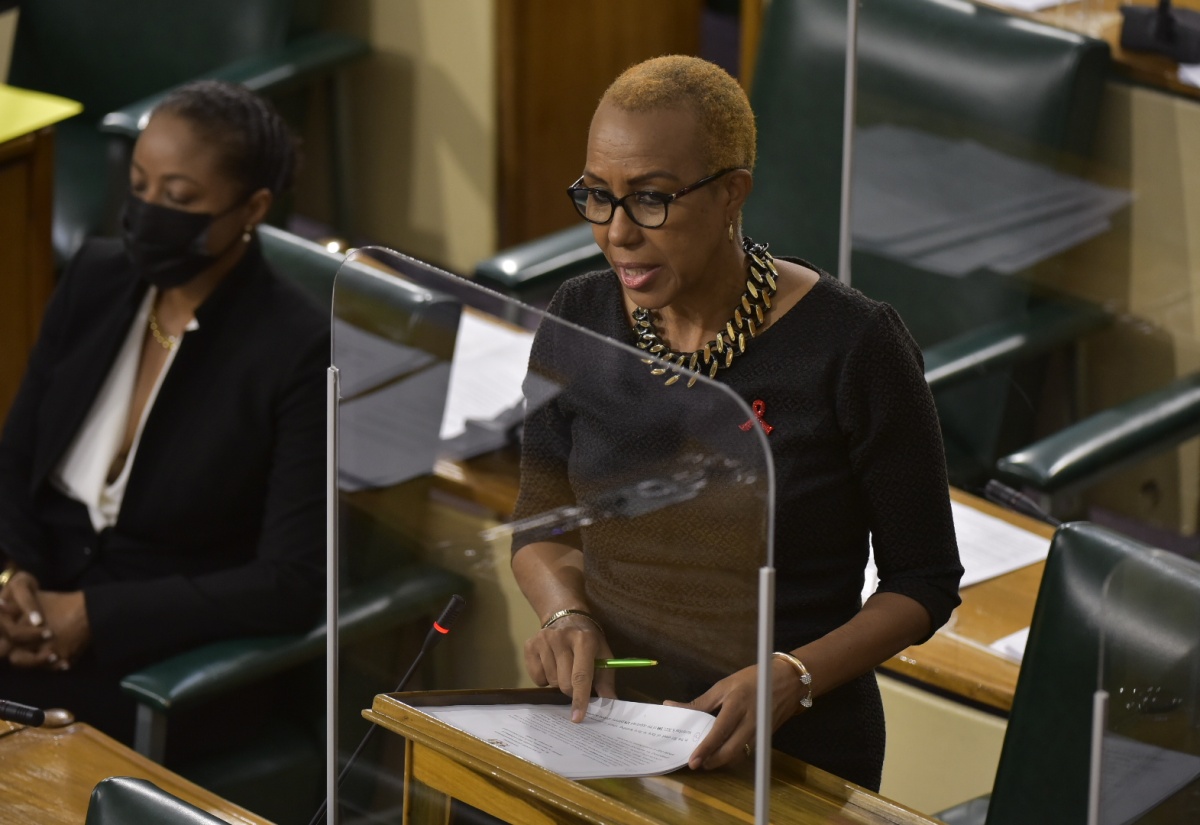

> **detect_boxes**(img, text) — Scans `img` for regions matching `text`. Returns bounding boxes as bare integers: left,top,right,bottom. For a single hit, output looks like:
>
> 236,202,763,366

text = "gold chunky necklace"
632,237,778,388
148,312,179,352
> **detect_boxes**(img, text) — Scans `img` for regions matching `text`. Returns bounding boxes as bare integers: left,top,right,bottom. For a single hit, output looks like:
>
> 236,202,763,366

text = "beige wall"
1043,83,1200,534
309,0,496,275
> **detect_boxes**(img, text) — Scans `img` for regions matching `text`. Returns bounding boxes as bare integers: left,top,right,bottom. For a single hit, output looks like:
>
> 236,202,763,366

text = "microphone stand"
309,594,466,825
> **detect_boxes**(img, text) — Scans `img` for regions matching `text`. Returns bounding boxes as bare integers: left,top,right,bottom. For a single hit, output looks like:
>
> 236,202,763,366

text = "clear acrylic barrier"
1092,550,1200,825
327,247,774,823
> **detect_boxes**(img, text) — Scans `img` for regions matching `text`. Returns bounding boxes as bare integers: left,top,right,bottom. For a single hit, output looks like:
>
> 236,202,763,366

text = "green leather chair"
86,777,227,825
939,521,1200,824
751,0,1113,486
118,226,471,824
7,0,367,266
995,371,1200,507
473,0,1113,487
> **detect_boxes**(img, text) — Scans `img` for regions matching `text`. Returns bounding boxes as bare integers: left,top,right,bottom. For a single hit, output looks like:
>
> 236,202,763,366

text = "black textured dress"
511,261,963,791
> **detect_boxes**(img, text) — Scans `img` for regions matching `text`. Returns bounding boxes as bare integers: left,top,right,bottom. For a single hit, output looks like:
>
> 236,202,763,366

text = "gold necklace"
148,312,179,352
632,237,778,388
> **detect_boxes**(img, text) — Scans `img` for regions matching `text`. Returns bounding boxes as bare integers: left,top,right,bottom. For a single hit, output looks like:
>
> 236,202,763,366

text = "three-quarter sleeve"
837,303,963,638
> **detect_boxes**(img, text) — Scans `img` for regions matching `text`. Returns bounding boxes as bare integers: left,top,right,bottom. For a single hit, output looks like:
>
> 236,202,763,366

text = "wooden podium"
364,688,942,825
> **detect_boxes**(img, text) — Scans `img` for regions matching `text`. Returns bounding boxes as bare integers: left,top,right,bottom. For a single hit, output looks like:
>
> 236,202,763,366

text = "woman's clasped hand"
0,572,88,669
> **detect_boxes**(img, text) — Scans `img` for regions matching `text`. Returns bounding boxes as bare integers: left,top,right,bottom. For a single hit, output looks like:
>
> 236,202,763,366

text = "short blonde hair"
601,55,756,173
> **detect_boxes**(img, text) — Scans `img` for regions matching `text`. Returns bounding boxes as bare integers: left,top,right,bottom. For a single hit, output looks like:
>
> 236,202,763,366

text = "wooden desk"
0,719,271,825
365,690,942,825
977,0,1200,100
0,85,80,422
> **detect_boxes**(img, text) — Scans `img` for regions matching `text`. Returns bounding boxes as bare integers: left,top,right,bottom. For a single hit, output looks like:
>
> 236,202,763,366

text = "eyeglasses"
567,168,742,230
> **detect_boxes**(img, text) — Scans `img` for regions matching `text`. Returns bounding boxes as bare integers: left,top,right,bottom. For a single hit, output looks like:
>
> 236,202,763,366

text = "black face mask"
121,193,243,289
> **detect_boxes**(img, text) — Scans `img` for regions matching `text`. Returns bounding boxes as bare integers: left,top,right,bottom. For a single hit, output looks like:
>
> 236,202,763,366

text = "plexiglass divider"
1090,550,1200,825
326,247,775,823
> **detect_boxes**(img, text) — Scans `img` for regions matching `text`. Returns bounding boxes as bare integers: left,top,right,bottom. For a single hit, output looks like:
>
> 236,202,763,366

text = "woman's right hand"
524,615,617,722
0,571,55,663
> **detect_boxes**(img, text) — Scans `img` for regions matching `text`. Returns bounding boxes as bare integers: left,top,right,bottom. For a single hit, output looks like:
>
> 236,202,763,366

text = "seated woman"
0,80,328,748
512,56,963,791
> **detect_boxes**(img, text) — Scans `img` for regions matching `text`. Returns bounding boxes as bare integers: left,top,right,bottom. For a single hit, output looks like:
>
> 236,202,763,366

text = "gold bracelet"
0,563,17,590
774,651,813,708
541,608,604,636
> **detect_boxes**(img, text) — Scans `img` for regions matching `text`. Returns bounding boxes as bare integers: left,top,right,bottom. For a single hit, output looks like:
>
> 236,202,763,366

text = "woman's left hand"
665,657,807,770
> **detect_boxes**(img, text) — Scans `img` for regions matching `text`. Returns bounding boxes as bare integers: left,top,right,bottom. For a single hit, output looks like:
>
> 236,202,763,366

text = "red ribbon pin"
739,399,774,435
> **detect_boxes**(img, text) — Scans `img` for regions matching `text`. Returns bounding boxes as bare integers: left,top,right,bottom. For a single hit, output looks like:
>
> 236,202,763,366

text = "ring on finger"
744,743,752,759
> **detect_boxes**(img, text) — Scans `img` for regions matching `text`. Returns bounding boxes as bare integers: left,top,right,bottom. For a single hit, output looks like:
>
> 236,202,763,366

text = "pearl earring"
242,225,254,243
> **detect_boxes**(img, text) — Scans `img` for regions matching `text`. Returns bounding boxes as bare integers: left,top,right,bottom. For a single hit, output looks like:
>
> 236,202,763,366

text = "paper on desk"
1180,64,1200,90
988,626,1029,663
862,500,1050,604
1097,732,1200,825
337,363,451,491
332,318,436,399
425,697,715,780
440,311,535,441
850,124,1130,276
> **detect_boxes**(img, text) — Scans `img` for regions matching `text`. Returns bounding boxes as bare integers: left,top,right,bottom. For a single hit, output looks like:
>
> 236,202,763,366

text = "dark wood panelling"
496,0,702,247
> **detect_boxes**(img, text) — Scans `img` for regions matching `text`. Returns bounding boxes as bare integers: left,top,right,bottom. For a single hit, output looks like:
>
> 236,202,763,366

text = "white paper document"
951,500,1051,587
425,698,716,780
988,626,1030,663
1181,64,1200,90
862,500,1050,604
440,311,535,441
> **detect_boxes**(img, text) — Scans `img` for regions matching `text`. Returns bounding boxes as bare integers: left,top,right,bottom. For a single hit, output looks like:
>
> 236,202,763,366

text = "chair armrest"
924,299,1109,393
996,372,1200,494
474,224,604,293
120,562,468,713
99,31,369,137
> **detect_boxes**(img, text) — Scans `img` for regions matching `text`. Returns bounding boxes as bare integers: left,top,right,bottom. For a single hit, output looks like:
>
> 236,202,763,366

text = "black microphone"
984,480,1061,528
308,594,467,825
0,699,46,727
393,594,466,694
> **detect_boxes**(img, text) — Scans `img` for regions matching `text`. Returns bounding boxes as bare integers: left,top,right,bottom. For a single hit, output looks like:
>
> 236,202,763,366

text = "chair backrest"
85,777,227,825
746,0,1110,275
7,0,306,120
745,0,1111,484
259,226,461,362
259,224,339,312
987,522,1196,825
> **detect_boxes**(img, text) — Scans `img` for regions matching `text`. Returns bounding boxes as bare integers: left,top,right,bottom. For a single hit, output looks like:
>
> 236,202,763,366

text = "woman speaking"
511,56,963,791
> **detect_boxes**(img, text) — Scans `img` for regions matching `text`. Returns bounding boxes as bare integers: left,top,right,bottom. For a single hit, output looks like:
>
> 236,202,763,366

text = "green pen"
594,658,658,668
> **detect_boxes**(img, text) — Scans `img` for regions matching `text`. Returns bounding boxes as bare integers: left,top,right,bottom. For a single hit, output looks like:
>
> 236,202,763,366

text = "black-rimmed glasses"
567,168,742,229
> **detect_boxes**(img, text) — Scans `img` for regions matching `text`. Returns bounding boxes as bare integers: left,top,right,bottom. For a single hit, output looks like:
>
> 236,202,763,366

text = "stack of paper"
852,124,1131,277
426,697,716,780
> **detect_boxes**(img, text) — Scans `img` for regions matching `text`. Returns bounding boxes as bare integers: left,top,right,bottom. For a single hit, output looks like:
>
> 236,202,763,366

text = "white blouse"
53,289,199,532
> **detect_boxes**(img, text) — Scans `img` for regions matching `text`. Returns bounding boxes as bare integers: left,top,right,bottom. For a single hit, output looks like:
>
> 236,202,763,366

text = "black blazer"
0,237,329,670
